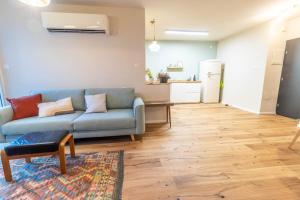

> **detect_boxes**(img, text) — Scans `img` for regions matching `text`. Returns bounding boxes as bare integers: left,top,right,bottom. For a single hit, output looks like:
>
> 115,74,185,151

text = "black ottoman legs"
1,133,76,182
1,150,12,182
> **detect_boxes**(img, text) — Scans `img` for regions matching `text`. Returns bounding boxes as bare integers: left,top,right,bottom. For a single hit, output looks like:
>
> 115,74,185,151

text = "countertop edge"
146,80,201,85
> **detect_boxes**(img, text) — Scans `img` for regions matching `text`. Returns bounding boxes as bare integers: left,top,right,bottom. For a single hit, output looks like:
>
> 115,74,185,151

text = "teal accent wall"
146,40,217,80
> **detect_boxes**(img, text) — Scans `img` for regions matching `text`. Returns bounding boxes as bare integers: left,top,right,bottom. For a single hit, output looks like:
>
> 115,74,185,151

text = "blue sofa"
0,88,145,142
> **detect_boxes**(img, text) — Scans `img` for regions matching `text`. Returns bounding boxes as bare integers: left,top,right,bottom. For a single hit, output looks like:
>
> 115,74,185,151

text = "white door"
200,60,222,103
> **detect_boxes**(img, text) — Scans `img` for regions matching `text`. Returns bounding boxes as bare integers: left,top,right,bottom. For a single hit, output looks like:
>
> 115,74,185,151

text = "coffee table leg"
59,144,66,174
1,150,12,182
69,135,76,158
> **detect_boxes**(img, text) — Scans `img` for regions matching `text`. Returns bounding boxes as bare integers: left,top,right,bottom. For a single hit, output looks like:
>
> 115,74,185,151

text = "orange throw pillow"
7,94,42,120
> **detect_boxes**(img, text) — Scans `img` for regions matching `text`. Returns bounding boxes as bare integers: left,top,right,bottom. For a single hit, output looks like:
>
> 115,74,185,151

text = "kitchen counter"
146,80,201,85
145,80,201,103
169,80,201,83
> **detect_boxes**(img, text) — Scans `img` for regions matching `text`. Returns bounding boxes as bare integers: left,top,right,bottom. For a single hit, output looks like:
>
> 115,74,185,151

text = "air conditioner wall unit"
41,12,110,34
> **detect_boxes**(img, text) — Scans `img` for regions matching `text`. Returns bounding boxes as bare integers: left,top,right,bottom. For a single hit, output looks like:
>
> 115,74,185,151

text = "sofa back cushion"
31,89,85,111
85,88,135,109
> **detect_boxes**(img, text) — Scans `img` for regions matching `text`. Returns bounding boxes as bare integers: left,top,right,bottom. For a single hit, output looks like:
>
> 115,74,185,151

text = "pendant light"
149,19,160,52
18,0,51,7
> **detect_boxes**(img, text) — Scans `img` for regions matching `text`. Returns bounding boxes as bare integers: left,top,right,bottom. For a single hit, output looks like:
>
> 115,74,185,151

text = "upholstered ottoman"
1,131,75,182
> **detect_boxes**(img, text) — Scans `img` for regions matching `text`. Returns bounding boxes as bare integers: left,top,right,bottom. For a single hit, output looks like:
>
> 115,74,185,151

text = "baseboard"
146,120,167,124
225,104,276,115
228,104,260,114
259,111,276,115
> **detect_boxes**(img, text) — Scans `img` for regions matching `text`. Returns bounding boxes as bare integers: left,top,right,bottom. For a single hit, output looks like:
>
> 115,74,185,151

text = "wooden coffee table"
1,131,75,182
145,101,175,128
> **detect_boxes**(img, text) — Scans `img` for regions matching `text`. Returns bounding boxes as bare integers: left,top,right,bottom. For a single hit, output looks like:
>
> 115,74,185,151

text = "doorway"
277,38,300,119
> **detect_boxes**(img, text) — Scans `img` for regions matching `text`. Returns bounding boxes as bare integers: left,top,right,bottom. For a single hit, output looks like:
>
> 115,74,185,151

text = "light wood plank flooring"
74,104,300,200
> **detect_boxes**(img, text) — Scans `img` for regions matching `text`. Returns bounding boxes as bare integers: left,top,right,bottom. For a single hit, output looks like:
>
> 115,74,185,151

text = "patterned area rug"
0,151,124,200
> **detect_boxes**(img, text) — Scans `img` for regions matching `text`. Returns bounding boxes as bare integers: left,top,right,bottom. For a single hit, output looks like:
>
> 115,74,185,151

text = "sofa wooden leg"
25,157,31,163
69,135,76,158
130,134,135,141
1,150,12,182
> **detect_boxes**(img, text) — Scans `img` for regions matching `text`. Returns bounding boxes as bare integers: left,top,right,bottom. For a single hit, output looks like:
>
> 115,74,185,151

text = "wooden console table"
145,101,175,128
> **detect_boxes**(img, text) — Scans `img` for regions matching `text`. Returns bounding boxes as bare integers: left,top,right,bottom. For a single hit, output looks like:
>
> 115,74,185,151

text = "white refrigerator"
199,60,222,103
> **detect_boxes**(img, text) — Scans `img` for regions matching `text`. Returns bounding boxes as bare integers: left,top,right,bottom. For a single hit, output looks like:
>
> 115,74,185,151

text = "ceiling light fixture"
18,0,51,7
149,19,160,52
165,30,209,36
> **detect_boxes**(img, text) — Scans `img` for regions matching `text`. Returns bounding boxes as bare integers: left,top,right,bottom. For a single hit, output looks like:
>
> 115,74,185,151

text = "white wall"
0,1,149,97
0,47,6,105
259,20,286,114
217,23,271,113
286,16,300,40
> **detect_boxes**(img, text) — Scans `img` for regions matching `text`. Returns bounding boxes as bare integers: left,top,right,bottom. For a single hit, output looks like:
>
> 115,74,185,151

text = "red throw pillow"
7,94,42,120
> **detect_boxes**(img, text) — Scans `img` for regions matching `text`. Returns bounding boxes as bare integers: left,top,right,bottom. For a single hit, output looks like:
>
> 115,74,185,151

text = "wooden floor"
74,104,300,200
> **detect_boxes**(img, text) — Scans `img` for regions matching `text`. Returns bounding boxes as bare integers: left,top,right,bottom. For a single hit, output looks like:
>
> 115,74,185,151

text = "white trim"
146,120,167,124
0,64,6,106
228,104,260,114
226,104,277,115
259,111,276,115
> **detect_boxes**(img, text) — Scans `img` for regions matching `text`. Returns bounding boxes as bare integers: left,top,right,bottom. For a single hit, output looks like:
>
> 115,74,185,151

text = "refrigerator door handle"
207,72,221,78
207,72,221,75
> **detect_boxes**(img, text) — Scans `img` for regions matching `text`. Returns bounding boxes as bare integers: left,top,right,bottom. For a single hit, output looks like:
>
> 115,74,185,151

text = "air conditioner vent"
47,28,107,34
42,12,109,35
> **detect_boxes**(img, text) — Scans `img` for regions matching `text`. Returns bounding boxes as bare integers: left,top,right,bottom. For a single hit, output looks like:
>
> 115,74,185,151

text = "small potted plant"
158,71,170,83
145,68,154,82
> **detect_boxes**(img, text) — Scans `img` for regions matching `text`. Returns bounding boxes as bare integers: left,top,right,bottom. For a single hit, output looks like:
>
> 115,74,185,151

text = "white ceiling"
53,0,299,41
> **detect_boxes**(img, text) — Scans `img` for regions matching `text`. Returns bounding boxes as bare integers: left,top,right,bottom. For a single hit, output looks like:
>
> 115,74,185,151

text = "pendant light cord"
151,19,156,41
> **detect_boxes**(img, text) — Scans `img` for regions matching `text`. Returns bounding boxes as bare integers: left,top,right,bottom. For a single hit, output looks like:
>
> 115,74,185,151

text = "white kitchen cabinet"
170,82,201,103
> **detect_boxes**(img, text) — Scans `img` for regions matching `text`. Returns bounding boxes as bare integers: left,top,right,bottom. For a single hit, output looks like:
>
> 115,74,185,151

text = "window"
0,80,4,107
0,91,3,107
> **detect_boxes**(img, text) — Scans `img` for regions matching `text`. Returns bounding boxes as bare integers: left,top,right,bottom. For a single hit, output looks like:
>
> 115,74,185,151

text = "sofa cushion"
31,89,85,111
85,88,135,109
85,94,107,113
1,111,83,136
38,97,74,117
73,109,135,131
7,94,42,120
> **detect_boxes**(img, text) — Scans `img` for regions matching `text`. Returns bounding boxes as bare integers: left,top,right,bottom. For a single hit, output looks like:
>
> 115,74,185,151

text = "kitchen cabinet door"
170,83,201,103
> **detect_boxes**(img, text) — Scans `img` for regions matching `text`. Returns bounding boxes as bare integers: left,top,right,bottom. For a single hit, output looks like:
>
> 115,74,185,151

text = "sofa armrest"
0,106,13,142
133,97,145,134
